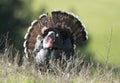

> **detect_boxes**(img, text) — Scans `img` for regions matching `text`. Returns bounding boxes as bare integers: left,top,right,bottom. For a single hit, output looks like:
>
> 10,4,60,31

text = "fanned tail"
23,10,88,58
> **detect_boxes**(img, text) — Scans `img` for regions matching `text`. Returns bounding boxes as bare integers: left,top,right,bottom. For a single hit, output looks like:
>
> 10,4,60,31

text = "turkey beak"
50,34,55,41
47,31,55,41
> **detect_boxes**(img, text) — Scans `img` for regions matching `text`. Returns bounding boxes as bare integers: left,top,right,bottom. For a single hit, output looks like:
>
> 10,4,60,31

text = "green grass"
24,0,120,67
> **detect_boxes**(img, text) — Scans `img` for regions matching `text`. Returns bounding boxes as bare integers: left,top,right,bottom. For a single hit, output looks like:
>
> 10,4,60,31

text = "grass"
0,45,120,83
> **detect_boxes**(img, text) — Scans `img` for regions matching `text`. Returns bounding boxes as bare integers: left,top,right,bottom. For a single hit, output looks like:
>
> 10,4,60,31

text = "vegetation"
0,45,120,83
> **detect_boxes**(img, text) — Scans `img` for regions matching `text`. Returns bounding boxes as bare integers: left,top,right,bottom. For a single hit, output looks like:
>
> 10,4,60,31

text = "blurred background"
0,0,120,68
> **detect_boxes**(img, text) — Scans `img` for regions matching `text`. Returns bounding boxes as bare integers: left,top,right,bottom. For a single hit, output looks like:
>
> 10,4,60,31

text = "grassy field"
23,0,120,67
0,47,120,83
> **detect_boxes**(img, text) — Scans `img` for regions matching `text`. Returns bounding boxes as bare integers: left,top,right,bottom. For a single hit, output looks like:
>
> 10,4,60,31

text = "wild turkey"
23,10,88,63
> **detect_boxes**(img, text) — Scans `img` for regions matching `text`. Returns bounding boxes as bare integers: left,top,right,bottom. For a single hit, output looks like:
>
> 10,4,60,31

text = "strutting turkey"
23,10,88,64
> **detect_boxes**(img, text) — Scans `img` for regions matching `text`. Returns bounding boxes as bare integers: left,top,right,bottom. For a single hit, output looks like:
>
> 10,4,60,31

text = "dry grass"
0,34,119,83
0,45,120,83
